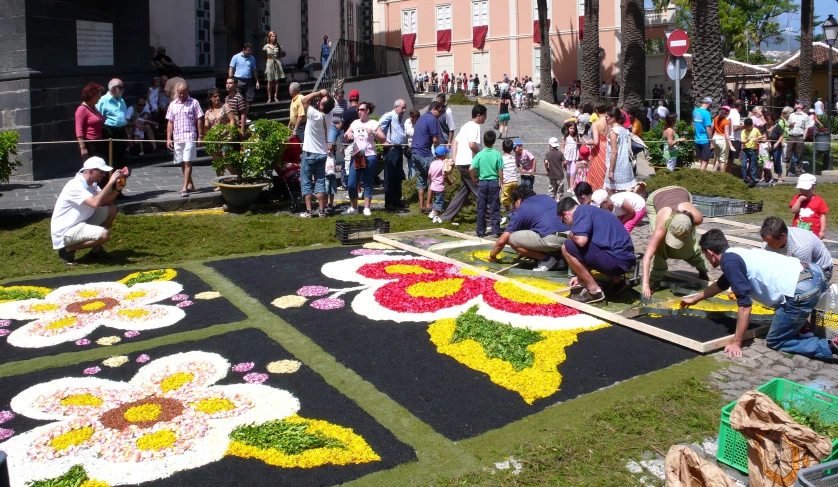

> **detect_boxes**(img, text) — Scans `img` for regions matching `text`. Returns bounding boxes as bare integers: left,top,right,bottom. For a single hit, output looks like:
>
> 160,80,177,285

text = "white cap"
796,173,817,190
591,189,609,206
79,157,113,173
548,137,560,148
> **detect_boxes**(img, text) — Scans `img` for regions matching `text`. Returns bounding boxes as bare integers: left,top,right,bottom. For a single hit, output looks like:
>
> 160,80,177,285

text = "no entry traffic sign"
667,29,690,57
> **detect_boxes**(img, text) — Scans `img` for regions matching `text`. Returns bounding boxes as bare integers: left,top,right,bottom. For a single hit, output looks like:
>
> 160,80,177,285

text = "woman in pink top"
75,82,106,162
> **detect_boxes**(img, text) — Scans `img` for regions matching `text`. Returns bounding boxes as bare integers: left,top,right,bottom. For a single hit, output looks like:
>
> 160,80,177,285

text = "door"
225,0,244,62
409,57,419,77
472,51,490,81
436,54,454,76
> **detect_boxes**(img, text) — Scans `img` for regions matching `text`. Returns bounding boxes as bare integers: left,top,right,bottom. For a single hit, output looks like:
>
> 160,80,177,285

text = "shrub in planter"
642,121,695,169
203,123,244,176
0,130,21,184
645,168,751,200
205,120,293,184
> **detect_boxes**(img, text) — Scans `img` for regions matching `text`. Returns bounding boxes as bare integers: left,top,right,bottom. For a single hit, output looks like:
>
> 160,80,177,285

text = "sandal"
180,190,189,197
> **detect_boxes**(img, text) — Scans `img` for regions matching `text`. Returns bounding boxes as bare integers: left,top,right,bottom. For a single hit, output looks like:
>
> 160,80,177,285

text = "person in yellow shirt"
740,118,759,186
288,82,307,142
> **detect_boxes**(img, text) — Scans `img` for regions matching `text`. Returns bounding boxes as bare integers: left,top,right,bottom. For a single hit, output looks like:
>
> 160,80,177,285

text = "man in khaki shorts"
50,157,123,266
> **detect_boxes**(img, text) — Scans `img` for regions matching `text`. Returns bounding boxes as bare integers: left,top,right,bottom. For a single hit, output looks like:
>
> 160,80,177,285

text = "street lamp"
822,14,838,170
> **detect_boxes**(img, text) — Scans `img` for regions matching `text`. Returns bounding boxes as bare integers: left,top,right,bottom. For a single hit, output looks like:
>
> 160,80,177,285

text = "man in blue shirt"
557,197,636,303
682,229,830,360
411,101,443,214
96,78,128,165
488,186,569,271
693,97,713,170
376,99,408,210
228,43,260,114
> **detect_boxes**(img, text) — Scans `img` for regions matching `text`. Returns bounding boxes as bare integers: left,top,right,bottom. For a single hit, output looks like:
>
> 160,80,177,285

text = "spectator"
376,99,408,210
224,77,247,135
96,79,128,165
497,91,514,139
434,94,456,147
203,87,236,180
740,118,759,186
483,75,491,97
296,51,317,81
629,111,643,137
131,113,158,156
662,113,686,172
320,35,332,66
552,77,558,104
410,101,443,214
765,111,785,184
654,100,669,129
165,82,204,197
525,77,534,108
558,197,637,303
544,136,565,201
469,130,504,238
442,104,487,222
228,43,259,116
591,189,647,233
328,89,349,187
75,82,106,162
427,146,455,223
513,140,536,189
500,138,519,225
288,82,306,142
785,100,810,176
50,157,123,266
125,95,154,152
300,89,334,218
728,99,743,167
692,96,713,171
576,103,592,138
343,101,383,216
404,108,420,179
791,174,829,239
263,31,284,103
337,90,361,189
761,216,833,281
150,46,163,74
146,77,164,123
604,107,636,191
562,120,580,193
163,74,184,111
154,46,180,78
711,105,731,173
682,229,829,359
158,75,170,113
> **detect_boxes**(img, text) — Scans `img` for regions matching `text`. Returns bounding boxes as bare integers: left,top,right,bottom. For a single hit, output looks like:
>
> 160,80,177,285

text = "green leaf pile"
784,405,838,439
27,465,88,487
229,419,346,455
0,288,49,301
122,269,167,287
450,306,544,371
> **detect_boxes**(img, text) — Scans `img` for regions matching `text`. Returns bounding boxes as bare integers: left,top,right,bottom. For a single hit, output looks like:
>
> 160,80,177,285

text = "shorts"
563,239,635,277
500,181,519,207
301,151,327,195
174,141,197,164
758,154,771,167
499,113,510,123
236,77,255,102
411,154,434,190
62,206,110,248
133,129,145,139
326,174,337,195
695,143,712,161
509,230,566,253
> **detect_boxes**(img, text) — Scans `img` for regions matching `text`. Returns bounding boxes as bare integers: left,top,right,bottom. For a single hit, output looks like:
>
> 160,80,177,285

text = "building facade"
373,0,675,90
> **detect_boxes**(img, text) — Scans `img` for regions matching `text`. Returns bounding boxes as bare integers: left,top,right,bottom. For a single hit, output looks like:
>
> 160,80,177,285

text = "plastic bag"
325,155,336,176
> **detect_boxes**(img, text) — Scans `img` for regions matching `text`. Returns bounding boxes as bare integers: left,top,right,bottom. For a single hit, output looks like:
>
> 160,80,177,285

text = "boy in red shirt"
791,174,829,239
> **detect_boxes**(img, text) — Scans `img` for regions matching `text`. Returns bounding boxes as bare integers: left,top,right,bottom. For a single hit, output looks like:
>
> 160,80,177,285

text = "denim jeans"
765,265,831,359
772,147,783,176
348,155,378,200
740,148,757,183
432,191,445,212
294,123,306,144
519,174,535,189
383,146,404,206
476,180,501,236
411,154,434,190
300,151,327,195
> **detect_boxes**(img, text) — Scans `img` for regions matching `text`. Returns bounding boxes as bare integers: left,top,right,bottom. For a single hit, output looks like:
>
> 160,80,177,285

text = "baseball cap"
796,173,817,190
79,157,113,173
795,99,806,106
809,108,816,113
348,89,360,100
702,97,713,104
513,139,523,148
434,146,450,157
591,189,609,206
665,213,694,250
721,105,731,111
548,137,560,148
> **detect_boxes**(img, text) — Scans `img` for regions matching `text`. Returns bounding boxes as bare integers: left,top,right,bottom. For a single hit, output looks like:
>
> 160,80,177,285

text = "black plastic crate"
335,219,391,245
744,200,764,214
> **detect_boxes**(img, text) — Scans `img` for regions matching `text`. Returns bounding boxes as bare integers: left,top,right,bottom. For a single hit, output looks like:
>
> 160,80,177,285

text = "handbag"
353,150,366,169
493,117,500,130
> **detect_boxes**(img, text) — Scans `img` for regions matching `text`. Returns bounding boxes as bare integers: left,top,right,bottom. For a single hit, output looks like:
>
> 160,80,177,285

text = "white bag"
325,155,336,176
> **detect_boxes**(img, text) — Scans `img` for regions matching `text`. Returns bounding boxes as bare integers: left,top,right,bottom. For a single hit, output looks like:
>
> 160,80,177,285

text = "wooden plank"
704,218,761,230
698,325,770,353
663,271,712,285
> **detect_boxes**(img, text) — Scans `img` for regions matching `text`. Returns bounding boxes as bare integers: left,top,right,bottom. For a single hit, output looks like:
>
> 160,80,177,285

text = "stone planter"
211,176,269,208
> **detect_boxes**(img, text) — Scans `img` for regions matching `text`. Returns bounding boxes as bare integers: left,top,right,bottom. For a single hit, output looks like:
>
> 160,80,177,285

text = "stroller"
272,135,303,212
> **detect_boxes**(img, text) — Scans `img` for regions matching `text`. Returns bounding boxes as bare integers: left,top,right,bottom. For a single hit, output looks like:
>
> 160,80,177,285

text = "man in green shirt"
470,130,504,237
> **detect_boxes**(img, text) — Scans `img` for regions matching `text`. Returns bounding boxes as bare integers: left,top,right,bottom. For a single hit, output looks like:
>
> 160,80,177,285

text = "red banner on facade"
534,19,551,43
437,29,452,52
578,16,584,41
402,33,416,56
473,25,488,50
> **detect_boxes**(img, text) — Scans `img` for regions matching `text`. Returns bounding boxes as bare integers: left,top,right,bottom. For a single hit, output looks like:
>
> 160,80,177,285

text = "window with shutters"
472,1,488,27
533,47,541,83
436,4,452,31
402,9,417,34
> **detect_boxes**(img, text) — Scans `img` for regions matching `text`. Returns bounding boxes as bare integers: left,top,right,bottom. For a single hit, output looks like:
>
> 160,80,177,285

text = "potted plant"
206,120,292,208
0,131,21,195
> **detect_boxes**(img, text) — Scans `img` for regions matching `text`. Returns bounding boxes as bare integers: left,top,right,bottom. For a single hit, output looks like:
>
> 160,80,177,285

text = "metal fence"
314,39,414,99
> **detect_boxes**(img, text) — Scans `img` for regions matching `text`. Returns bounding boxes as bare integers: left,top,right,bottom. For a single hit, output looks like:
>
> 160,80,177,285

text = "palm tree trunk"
799,0,813,105
689,0,725,107
619,0,646,111
581,0,600,106
537,0,552,102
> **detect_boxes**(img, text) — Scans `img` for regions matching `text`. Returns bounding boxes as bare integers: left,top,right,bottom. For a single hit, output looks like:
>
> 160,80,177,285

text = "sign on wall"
76,20,114,66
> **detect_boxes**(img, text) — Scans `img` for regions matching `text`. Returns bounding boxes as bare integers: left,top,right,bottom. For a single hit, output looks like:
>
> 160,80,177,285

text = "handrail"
314,39,414,101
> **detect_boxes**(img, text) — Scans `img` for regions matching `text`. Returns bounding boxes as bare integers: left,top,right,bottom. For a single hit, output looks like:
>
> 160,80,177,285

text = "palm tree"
581,0,600,106
619,0,646,111
799,0,813,105
689,0,725,107
537,0,552,102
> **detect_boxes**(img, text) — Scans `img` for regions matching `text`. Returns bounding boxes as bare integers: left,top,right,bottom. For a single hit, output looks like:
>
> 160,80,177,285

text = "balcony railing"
314,39,414,100
644,5,676,26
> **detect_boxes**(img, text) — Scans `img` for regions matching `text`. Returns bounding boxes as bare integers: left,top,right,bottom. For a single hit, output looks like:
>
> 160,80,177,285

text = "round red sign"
667,30,690,57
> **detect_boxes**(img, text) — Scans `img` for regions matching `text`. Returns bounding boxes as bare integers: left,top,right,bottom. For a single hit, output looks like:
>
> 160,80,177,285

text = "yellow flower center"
118,309,150,319
384,264,434,275
60,394,104,407
406,278,464,298
460,268,481,276
80,480,111,487
46,316,78,330
81,301,106,311
192,398,236,414
160,372,194,393
509,277,568,293
30,303,60,312
123,403,162,422
125,291,148,300
470,250,507,261
50,426,94,451
493,282,558,305
77,290,98,298
136,430,177,451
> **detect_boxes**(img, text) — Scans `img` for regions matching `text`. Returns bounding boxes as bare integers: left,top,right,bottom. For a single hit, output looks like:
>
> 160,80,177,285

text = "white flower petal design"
0,351,301,486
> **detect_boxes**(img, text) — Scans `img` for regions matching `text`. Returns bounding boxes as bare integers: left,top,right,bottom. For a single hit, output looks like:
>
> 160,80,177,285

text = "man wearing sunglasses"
97,79,129,165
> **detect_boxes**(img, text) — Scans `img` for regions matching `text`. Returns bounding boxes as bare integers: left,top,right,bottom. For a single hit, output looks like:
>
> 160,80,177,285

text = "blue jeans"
383,146,404,206
348,155,378,200
301,151,327,195
294,123,306,144
519,174,535,189
411,154,434,190
765,265,831,359
327,126,346,187
741,148,757,183
432,191,445,212
476,180,501,236
772,147,783,176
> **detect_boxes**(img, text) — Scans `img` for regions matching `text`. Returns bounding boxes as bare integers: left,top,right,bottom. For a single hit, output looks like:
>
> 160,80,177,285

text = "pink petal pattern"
83,366,101,375
0,428,13,440
124,330,140,338
136,354,151,363
350,249,385,256
0,329,9,337
296,286,331,297
176,301,194,308
171,294,189,302
0,411,14,423
0,319,11,327
243,373,268,384
310,298,345,310
75,339,91,346
232,362,255,373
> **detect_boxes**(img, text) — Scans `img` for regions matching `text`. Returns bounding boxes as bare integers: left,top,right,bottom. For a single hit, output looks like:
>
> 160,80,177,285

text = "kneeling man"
488,186,569,271
51,157,123,266
760,216,833,282
557,197,636,303
681,229,830,359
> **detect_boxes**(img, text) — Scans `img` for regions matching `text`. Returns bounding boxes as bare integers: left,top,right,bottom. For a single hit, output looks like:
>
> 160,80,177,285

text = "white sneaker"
500,216,508,226
428,211,435,219
534,256,558,272
363,207,372,216
299,211,313,218
432,216,442,224
341,207,357,216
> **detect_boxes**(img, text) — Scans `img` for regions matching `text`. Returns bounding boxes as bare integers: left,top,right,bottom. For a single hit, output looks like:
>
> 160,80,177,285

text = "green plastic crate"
717,378,838,474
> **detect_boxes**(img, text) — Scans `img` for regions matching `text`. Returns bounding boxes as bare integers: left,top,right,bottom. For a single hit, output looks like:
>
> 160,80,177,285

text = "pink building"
373,0,675,91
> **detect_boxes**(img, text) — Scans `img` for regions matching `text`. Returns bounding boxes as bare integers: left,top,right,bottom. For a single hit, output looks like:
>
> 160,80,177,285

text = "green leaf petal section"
27,464,88,487
122,269,167,287
0,288,49,301
229,419,346,455
450,306,544,372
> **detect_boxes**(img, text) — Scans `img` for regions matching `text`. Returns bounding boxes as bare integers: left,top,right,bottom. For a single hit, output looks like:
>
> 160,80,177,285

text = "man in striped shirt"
761,216,833,281
166,82,204,197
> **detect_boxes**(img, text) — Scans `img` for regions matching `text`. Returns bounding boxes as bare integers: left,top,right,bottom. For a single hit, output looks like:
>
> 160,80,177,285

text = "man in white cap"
50,157,124,266
640,185,710,299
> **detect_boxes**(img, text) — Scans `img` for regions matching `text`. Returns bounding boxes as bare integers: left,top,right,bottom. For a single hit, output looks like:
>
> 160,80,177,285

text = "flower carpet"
0,268,245,365
207,246,698,440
